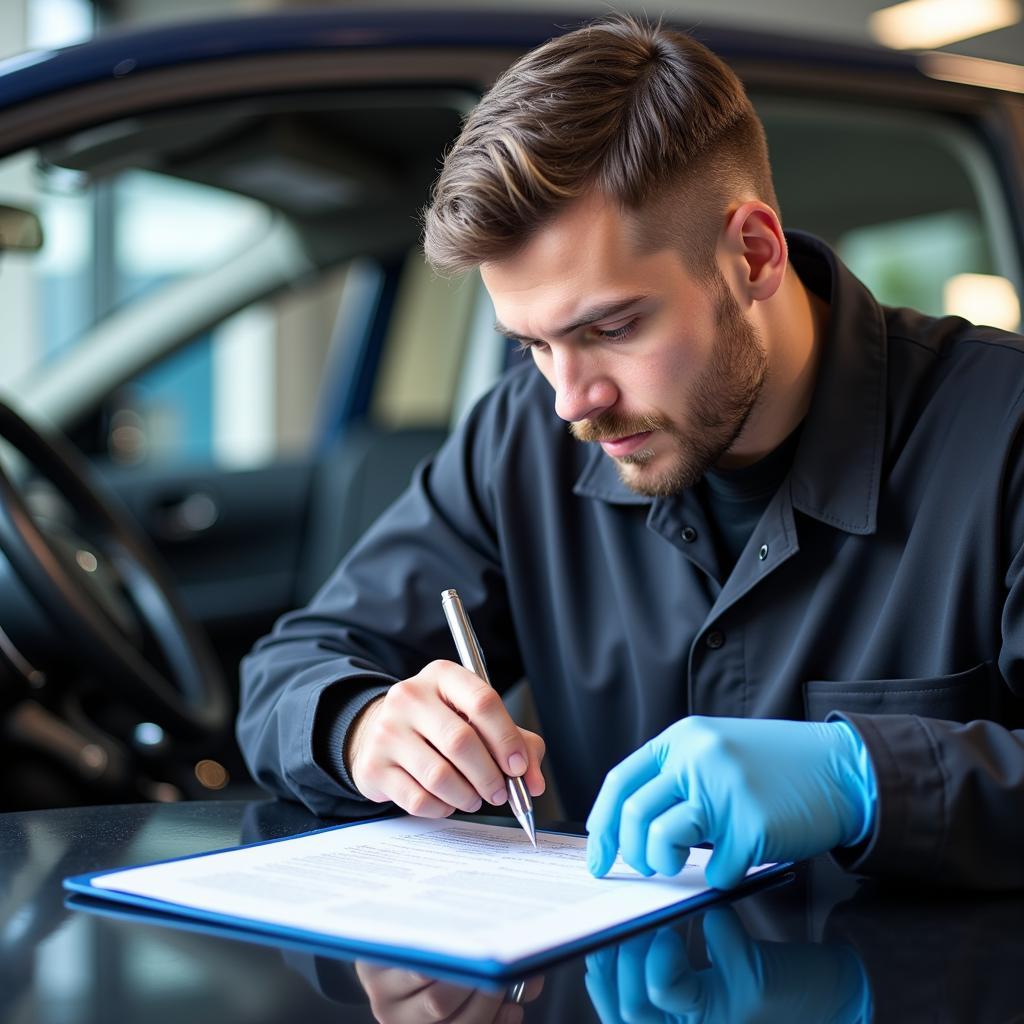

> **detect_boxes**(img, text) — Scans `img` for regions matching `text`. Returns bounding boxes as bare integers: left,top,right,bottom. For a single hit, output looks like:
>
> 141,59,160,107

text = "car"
0,8,1020,809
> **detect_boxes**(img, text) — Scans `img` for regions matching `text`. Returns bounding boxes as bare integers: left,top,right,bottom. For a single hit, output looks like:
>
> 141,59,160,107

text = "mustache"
570,411,669,443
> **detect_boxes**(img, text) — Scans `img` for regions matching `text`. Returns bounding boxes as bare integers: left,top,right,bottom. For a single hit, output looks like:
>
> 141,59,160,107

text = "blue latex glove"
586,717,877,889
585,907,871,1024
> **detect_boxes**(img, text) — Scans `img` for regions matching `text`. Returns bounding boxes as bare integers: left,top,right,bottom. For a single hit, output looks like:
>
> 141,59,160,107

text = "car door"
0,32,514,692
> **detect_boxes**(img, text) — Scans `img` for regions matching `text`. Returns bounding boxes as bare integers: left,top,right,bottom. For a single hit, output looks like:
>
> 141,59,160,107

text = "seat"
295,423,447,604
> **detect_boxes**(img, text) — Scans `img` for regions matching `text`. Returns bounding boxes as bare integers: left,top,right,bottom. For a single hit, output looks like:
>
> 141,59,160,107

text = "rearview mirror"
0,205,43,251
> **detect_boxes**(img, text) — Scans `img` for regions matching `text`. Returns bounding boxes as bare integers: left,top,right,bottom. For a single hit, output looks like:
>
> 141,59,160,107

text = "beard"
570,279,768,497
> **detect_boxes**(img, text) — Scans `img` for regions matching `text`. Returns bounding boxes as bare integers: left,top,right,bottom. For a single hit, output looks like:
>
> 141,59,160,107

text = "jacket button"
681,526,697,543
705,630,725,649
758,543,769,560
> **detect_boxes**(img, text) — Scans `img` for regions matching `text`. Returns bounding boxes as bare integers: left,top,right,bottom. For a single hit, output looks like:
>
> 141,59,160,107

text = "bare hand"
346,660,546,817
355,962,544,1024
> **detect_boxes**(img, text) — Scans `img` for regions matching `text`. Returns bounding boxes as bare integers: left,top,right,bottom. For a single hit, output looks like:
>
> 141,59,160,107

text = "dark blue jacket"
239,233,1024,887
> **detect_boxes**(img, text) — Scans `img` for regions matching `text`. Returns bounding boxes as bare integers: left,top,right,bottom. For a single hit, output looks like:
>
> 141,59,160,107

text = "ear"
719,201,787,303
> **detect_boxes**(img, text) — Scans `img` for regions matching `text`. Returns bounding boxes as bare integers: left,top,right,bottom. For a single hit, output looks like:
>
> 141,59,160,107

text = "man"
238,17,1024,889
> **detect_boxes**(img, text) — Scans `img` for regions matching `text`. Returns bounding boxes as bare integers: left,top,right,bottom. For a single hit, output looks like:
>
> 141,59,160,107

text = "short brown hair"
423,16,778,276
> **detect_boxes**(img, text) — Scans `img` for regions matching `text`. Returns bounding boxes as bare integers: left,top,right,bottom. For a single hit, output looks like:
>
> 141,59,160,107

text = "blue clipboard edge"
63,891,516,994
63,818,794,979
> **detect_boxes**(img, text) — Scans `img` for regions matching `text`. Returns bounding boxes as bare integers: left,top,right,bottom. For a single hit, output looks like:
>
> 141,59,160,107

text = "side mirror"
0,205,43,251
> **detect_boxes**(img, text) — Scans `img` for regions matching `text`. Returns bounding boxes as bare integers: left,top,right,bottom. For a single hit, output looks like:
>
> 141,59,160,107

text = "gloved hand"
585,907,871,1024
585,717,877,889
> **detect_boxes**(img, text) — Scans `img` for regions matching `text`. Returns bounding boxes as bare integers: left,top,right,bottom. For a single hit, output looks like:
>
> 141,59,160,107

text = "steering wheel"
0,399,230,741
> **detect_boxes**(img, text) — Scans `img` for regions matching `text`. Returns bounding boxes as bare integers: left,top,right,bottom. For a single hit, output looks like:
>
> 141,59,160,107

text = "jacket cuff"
825,711,946,878
313,682,392,799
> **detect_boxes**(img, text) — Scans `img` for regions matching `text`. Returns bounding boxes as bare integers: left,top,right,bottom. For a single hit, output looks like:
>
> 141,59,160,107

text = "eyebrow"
494,295,648,344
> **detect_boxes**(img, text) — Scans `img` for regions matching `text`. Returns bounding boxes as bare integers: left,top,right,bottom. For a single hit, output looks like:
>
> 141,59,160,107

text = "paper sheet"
90,817,755,964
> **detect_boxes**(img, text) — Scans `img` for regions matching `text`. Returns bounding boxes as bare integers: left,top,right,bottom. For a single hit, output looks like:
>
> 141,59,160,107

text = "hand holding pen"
345,600,546,822
442,589,538,846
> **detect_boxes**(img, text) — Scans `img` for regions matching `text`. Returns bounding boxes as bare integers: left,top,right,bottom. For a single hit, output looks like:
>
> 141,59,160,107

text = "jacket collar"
573,231,888,535
572,443,651,505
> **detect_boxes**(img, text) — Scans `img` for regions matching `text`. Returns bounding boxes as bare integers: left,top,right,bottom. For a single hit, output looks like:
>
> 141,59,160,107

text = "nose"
551,347,618,423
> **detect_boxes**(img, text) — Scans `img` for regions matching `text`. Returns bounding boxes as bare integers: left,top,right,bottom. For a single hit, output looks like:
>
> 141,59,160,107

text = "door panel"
97,460,314,673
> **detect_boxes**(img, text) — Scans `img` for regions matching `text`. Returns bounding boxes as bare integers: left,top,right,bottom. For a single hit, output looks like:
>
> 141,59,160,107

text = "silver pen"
441,588,538,848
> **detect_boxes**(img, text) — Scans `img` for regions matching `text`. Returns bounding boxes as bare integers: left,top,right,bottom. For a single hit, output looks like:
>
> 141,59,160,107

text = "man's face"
481,191,768,497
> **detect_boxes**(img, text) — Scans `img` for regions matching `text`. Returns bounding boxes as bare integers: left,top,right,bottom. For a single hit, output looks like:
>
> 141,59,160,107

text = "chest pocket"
803,662,993,724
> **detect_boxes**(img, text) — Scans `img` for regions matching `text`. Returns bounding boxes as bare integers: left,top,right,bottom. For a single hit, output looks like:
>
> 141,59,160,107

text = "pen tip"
509,792,537,849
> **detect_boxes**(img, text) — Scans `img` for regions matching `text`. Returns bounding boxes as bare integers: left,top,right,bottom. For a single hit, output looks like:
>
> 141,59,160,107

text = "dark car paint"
0,10,924,111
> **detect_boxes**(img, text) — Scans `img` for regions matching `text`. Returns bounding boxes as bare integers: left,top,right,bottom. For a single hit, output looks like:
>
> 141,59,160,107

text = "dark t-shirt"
701,426,803,571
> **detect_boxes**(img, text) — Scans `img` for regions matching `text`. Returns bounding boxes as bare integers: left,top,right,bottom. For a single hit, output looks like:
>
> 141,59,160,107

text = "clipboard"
64,816,791,978
64,892,524,995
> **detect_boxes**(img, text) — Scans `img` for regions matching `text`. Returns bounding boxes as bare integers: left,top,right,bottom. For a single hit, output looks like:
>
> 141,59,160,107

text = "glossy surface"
2,800,1021,1023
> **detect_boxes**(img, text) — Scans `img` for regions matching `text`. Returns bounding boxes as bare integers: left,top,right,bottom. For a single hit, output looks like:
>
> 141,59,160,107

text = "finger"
585,744,661,877
619,774,684,876
584,947,623,1024
645,928,710,1018
354,963,441,1022
645,913,738,1019
404,981,476,1024
655,908,761,1020
704,830,755,891
414,697,508,807
617,931,663,1024
701,907,759,979
351,682,486,809
396,728,485,812
645,801,707,877
435,662,530,778
521,731,547,797
643,927,695,1014
385,983,473,1024
353,962,431,1004
494,1003,525,1024
446,987,504,1024
520,976,545,1002
376,765,456,819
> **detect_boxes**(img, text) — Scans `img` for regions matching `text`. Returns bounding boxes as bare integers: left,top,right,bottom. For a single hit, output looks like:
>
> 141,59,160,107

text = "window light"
870,0,1020,50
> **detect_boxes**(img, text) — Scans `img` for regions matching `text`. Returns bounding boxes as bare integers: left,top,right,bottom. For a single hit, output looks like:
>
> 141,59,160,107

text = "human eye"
595,319,638,341
513,337,548,355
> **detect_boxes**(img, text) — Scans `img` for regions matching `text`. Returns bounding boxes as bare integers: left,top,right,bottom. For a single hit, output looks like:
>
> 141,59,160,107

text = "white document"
90,817,764,967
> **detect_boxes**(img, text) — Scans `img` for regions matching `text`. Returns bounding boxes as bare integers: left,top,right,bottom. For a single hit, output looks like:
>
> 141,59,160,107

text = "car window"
0,156,270,377
0,152,348,469
0,91,470,467
757,96,1021,329
103,262,351,468
371,260,481,430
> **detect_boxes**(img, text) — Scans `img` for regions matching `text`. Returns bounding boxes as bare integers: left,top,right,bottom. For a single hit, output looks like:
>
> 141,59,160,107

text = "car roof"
0,8,924,111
